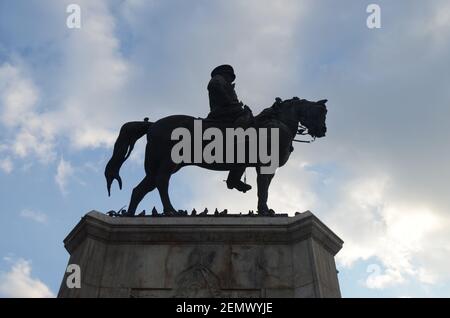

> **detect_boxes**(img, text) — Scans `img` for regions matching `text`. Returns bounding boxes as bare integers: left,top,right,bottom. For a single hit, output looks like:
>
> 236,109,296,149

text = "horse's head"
261,97,328,139
291,97,328,138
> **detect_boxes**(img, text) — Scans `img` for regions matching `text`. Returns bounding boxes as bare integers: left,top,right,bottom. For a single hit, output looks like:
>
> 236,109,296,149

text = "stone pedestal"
58,211,343,298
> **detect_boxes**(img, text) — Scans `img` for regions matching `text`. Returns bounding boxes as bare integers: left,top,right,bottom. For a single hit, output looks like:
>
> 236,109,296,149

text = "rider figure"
207,64,252,193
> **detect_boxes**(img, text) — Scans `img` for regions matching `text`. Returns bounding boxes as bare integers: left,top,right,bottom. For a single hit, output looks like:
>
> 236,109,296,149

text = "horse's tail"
105,119,153,196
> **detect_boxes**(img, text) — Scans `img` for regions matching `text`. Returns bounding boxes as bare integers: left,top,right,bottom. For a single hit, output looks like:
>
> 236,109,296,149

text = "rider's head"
211,64,236,83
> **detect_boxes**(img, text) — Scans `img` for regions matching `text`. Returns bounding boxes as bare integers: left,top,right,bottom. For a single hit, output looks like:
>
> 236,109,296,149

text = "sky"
0,0,449,298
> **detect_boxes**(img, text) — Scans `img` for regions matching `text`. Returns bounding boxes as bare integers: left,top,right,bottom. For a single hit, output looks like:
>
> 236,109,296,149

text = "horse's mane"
255,97,299,122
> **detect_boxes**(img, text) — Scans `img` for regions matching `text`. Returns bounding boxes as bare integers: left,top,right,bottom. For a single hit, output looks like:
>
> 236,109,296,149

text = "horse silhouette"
105,97,328,216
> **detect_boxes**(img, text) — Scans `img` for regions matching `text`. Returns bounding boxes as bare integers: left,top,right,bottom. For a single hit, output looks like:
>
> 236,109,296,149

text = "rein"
294,123,316,144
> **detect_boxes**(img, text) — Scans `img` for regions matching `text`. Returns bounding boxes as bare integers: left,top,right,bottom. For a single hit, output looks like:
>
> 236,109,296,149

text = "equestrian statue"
105,65,328,216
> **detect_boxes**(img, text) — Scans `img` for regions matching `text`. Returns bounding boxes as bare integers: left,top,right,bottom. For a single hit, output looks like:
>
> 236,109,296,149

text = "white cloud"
0,157,13,173
420,1,450,46
0,0,130,165
0,64,38,127
55,157,74,195
325,175,450,289
365,264,405,290
0,258,54,298
20,209,48,224
0,63,56,163
57,0,131,149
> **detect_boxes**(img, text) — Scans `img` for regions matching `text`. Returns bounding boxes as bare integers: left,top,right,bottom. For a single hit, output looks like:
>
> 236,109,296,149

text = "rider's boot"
226,179,252,193
226,168,252,193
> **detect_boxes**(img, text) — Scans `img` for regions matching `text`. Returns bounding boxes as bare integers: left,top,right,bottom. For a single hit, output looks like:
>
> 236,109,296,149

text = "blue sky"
1,0,450,297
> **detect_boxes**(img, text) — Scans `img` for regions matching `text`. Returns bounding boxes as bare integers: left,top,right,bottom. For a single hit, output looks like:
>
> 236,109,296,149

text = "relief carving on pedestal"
173,248,222,298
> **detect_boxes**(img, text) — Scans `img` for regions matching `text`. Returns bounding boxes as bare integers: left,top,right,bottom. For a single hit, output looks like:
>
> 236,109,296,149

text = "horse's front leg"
256,168,275,215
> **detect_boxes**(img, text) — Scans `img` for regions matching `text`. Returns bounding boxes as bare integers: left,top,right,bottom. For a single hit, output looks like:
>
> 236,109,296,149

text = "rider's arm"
208,75,236,107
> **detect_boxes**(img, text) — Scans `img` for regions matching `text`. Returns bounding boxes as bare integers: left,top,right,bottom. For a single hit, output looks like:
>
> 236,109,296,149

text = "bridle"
268,98,318,144
294,123,316,144
294,102,317,144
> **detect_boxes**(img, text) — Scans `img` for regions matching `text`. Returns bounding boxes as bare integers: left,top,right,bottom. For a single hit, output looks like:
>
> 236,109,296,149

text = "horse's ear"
318,99,328,105
273,97,282,109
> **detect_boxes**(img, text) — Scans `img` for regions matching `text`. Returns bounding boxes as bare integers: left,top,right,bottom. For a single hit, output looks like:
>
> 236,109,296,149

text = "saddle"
202,105,254,129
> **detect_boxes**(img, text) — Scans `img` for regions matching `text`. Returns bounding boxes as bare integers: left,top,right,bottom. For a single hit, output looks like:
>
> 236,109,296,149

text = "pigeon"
175,210,186,216
138,210,146,216
107,205,126,217
214,208,219,216
199,208,208,216
191,208,197,216
151,207,158,216
220,209,228,216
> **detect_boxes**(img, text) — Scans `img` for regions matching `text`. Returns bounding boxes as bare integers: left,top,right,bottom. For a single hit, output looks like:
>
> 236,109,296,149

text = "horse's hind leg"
126,175,156,216
155,163,178,215
156,174,177,215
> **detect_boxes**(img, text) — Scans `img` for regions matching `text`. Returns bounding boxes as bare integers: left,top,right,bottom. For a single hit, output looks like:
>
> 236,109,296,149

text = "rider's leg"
226,167,251,193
